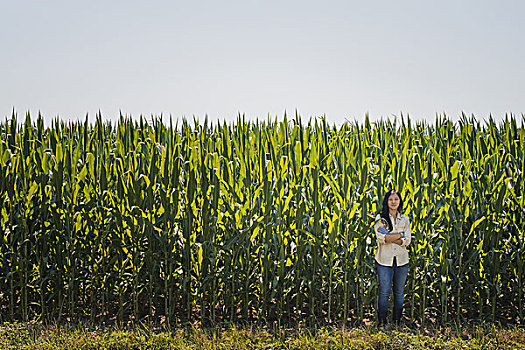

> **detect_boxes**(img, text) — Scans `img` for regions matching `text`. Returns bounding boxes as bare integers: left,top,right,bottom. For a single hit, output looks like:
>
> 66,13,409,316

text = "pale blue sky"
2,0,524,124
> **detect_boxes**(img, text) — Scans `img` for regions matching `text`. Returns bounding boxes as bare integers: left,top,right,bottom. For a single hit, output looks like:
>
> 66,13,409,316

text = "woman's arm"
400,218,412,246
375,217,405,245
385,233,404,243
374,217,386,244
392,238,404,245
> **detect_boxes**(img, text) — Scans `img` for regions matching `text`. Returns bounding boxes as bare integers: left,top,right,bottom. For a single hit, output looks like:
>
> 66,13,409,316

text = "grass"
1,322,524,349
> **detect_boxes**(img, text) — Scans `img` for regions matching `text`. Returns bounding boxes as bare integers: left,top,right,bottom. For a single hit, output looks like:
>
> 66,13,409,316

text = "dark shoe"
392,307,403,326
378,311,388,328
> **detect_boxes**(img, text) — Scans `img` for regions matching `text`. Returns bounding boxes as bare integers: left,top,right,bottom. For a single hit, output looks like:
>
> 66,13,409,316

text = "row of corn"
0,112,523,325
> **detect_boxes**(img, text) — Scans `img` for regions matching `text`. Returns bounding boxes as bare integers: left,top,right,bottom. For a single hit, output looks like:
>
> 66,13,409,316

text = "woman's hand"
392,232,405,245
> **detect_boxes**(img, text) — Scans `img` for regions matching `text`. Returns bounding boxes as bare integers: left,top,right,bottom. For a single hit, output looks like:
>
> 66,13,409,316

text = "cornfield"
0,112,523,326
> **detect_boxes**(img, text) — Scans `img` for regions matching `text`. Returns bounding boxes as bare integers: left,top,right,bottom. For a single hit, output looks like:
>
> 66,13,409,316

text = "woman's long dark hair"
380,189,404,231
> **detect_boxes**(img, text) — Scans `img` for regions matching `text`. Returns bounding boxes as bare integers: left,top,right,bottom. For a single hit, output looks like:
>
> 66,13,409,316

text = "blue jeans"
378,257,408,313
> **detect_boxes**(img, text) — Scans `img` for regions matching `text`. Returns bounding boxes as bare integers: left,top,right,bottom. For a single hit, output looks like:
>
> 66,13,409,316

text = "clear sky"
2,0,524,125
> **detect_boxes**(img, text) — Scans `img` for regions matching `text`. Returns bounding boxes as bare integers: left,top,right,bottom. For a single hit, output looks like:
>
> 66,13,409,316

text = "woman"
374,189,411,327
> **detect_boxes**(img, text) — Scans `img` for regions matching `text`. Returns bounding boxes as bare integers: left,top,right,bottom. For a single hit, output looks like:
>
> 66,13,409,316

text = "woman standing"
374,189,412,327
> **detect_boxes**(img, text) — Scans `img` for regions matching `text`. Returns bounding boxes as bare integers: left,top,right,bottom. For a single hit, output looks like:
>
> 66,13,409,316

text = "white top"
373,213,412,266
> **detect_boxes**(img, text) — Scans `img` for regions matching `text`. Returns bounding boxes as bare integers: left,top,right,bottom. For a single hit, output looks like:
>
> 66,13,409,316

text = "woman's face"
388,192,400,212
